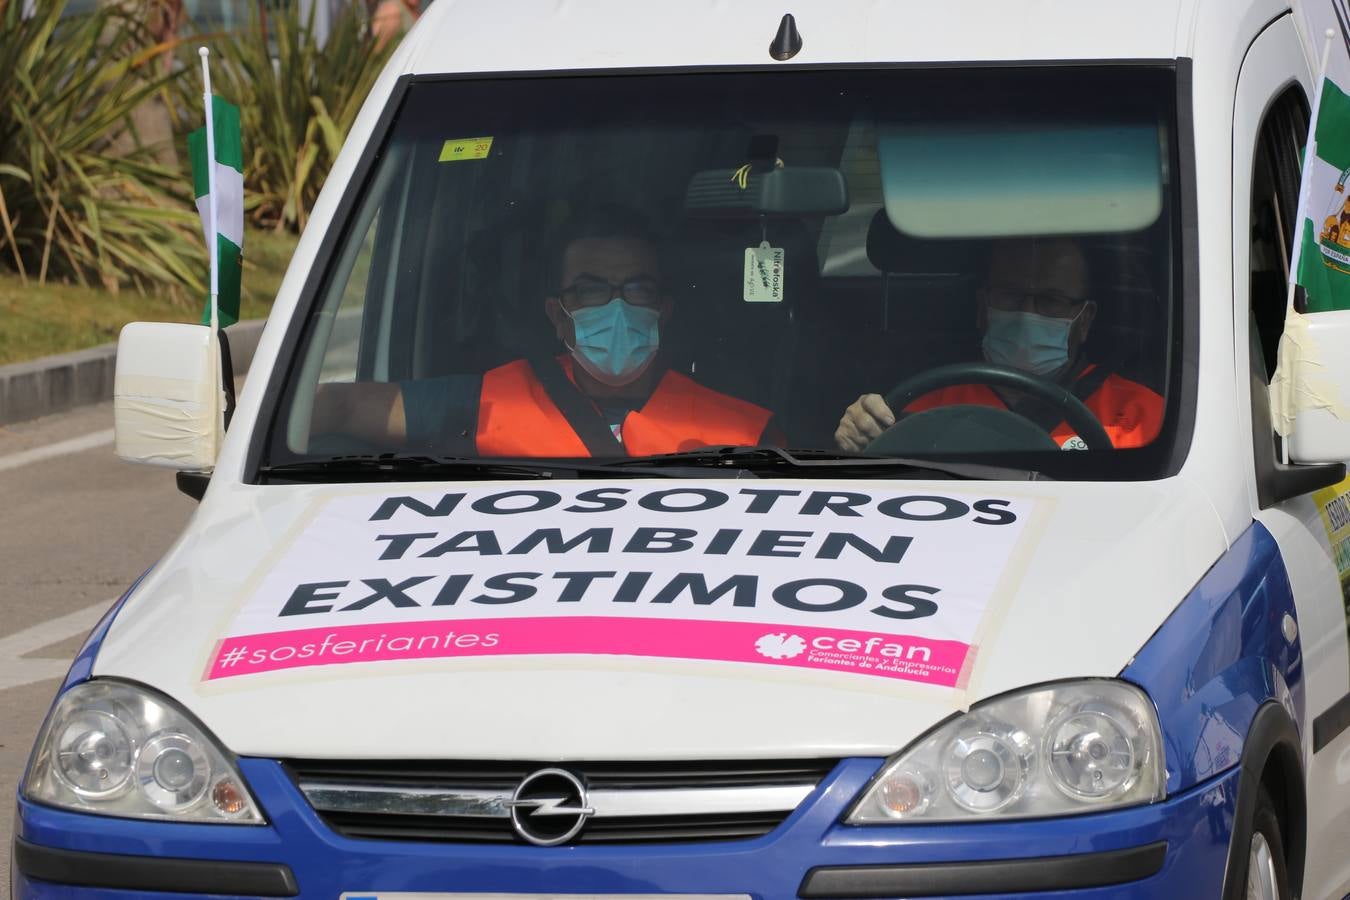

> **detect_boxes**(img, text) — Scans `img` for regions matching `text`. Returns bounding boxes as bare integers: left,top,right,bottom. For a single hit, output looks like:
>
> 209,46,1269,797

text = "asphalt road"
0,401,196,897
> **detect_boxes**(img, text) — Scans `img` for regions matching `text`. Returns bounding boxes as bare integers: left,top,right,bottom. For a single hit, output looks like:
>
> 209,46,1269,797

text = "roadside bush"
0,0,206,294
199,2,397,233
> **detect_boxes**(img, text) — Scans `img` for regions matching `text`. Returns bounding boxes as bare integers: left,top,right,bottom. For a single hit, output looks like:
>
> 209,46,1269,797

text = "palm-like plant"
0,0,205,293
201,1,397,233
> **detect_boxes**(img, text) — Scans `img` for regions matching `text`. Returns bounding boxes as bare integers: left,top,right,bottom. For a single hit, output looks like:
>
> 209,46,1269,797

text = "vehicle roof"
398,0,1287,76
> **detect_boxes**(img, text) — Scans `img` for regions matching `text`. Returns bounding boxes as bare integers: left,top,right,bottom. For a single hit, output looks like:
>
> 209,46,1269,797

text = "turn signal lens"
876,767,935,817
212,778,249,816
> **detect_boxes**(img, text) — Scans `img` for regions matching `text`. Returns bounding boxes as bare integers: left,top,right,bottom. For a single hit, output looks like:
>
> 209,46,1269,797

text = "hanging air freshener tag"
743,241,785,302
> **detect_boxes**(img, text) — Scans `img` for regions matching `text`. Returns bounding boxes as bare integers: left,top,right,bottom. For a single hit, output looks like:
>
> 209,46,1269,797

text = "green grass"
0,227,297,366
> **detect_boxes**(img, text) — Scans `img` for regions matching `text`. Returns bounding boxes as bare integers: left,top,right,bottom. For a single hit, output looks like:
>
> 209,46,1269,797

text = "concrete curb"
0,319,268,428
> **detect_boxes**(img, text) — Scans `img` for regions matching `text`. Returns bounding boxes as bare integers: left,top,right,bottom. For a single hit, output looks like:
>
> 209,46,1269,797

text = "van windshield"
261,66,1185,482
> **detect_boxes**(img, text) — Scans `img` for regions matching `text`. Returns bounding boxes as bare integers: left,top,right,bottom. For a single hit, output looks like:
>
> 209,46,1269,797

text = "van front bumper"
13,758,1239,899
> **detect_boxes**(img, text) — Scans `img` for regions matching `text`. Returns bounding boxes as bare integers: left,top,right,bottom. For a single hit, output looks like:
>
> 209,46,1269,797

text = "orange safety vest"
903,365,1164,449
476,357,775,457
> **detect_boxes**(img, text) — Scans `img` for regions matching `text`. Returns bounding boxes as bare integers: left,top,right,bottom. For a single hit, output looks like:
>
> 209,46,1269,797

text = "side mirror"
113,323,222,470
1281,310,1350,464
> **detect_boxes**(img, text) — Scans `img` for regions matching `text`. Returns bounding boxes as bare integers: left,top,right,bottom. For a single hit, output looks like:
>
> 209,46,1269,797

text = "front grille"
318,809,792,844
286,758,838,845
287,758,837,790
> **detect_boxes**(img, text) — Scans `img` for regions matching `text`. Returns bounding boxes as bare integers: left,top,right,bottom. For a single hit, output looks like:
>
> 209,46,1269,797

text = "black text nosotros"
368,488,1019,525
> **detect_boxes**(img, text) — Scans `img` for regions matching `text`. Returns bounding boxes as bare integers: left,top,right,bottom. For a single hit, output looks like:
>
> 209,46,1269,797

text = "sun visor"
879,122,1164,239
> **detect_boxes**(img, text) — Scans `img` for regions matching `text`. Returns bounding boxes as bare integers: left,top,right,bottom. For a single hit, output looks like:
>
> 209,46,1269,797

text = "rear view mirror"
113,323,222,470
685,166,849,219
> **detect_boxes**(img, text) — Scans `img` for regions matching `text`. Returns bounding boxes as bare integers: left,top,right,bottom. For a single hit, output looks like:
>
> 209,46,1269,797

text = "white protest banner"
206,483,1040,688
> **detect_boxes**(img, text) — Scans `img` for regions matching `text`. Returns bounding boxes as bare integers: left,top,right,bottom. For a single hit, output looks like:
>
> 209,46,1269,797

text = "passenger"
834,237,1163,452
312,206,779,456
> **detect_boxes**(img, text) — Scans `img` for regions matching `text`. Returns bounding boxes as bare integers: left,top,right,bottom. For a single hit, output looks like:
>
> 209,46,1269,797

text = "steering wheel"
865,362,1113,455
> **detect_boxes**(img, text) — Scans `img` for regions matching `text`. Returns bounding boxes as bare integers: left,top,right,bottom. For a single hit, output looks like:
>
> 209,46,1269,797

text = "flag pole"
198,47,219,337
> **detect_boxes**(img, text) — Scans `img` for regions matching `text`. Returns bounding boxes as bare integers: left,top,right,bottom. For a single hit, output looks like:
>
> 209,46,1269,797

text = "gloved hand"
834,393,896,452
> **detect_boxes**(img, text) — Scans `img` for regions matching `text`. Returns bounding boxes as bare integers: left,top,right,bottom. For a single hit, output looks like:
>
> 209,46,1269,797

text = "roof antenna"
769,13,802,61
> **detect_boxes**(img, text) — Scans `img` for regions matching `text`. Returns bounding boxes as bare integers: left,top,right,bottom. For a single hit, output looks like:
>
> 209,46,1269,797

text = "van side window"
1248,85,1310,506
1250,87,1309,381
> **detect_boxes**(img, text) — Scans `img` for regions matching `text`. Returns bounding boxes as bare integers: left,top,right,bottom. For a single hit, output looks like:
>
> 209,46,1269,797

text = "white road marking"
0,428,114,474
0,600,113,691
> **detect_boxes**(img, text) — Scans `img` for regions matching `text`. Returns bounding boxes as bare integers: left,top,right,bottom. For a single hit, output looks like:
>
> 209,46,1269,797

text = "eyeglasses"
560,277,663,309
981,287,1087,319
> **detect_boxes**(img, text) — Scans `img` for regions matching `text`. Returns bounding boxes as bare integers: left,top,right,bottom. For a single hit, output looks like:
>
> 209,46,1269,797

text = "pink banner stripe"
206,616,971,686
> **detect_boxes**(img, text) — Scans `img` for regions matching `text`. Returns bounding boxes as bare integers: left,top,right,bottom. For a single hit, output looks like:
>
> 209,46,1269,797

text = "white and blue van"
13,1,1350,898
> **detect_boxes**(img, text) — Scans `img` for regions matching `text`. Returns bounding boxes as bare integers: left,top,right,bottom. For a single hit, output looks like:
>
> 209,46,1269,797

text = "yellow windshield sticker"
439,136,494,162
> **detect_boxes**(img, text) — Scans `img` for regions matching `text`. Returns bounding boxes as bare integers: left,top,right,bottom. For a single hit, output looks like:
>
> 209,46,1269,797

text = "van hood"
93,478,1225,760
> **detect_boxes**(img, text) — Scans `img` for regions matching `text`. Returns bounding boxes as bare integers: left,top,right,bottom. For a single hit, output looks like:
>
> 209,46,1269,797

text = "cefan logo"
755,632,807,659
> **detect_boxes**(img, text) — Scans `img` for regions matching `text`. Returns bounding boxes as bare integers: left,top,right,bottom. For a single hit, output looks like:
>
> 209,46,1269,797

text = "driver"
466,206,780,455
312,206,780,456
833,237,1163,452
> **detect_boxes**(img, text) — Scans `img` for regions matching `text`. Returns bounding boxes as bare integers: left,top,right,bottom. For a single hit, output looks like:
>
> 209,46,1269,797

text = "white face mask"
981,308,1079,376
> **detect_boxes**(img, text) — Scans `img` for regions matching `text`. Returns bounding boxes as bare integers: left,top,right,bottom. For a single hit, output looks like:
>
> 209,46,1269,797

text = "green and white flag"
1289,4,1350,312
1292,76,1350,312
188,95,243,327
1271,12,1350,439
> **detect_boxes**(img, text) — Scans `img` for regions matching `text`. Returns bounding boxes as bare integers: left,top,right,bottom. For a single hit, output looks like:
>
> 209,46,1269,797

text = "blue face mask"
565,297,661,386
981,308,1077,377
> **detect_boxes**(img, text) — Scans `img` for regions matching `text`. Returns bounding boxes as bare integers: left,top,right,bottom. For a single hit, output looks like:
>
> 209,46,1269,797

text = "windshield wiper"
601,446,1048,481
257,454,749,483
258,448,1044,483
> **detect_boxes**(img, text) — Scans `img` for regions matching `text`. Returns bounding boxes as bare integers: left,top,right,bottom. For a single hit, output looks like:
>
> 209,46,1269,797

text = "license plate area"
342,895,754,900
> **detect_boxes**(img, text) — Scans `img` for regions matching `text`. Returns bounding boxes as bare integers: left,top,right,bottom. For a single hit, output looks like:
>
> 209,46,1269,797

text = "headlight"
22,680,264,824
847,680,1164,823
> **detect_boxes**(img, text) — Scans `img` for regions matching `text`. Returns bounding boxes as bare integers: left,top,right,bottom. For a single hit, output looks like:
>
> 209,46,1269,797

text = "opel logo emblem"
506,768,595,846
